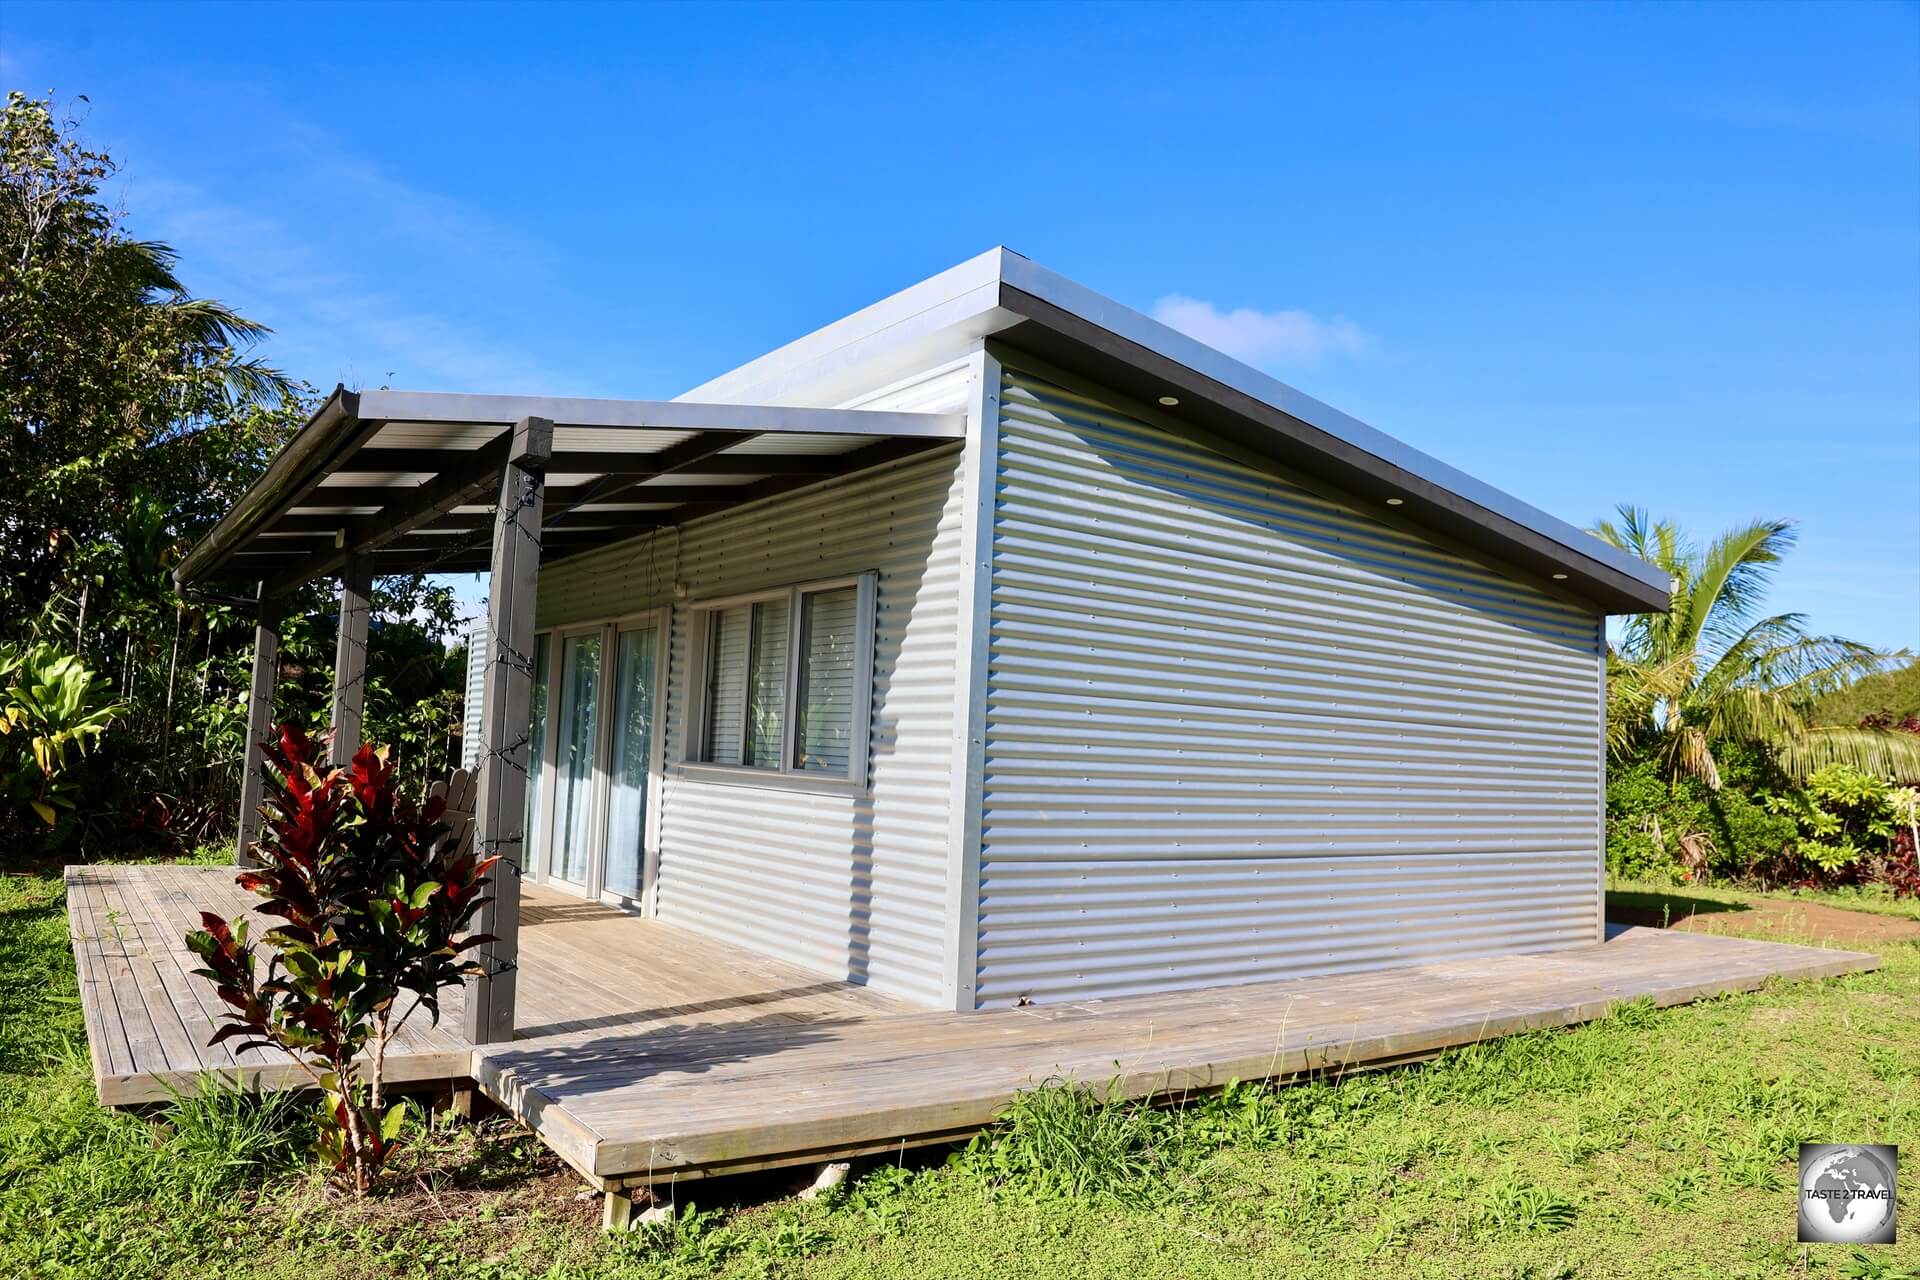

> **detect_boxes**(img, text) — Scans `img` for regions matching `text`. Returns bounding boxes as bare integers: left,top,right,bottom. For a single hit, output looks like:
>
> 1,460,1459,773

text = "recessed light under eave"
1385,497,1405,506
1158,395,1180,406
1552,573,1569,580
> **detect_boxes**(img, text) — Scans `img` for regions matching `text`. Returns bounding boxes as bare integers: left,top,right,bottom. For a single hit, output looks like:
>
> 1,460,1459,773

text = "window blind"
794,586,858,774
744,597,789,769
702,604,749,764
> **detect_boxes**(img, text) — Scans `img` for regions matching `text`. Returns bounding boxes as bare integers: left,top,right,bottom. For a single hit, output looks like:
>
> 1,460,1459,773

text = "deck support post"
235,588,282,866
462,416,551,1047
330,553,372,765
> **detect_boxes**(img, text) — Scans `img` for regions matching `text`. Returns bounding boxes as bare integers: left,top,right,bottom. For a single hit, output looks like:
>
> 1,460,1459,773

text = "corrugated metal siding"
534,362,971,1006
460,621,487,770
975,367,1607,1008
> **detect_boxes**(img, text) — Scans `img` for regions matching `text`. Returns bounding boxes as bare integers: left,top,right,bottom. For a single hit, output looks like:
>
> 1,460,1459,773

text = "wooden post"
462,416,551,1046
331,553,372,765
235,590,282,867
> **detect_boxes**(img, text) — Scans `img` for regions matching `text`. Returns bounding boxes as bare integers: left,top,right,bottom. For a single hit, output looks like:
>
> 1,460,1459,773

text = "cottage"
179,247,1671,1027
75,248,1868,1207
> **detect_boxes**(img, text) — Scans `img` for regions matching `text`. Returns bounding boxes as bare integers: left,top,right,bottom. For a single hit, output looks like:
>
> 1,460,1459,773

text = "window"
688,574,876,786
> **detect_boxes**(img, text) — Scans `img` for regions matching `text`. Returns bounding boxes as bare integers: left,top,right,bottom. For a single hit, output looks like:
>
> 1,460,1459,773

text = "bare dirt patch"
1607,898,1920,947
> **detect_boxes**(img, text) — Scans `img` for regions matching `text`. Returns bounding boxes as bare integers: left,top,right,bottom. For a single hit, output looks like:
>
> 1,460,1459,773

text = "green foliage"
184,724,495,1194
0,95,469,858
1762,765,1906,875
1813,658,1920,727
155,1074,313,1203
1596,505,1920,787
1605,756,1799,883
956,1077,1188,1206
0,641,123,833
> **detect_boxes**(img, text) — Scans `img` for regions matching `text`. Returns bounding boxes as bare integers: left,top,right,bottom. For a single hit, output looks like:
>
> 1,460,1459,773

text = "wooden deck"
69,863,1879,1193
66,864,902,1106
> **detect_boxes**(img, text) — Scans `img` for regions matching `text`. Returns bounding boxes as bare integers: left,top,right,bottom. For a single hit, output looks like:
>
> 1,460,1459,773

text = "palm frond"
1776,727,1920,784
1729,631,1908,701
1690,519,1797,656
1606,653,1692,757
1593,505,1684,661
159,295,275,351
1703,685,1807,748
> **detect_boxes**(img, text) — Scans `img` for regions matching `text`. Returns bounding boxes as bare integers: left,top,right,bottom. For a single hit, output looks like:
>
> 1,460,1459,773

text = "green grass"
3,865,1916,1279
1609,877,1920,923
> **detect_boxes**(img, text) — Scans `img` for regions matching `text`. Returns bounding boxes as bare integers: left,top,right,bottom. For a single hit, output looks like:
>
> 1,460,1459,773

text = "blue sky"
5,1,1917,649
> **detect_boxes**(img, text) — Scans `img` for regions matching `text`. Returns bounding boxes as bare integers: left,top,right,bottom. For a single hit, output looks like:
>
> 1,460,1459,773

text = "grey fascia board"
993,253,1669,600
353,390,966,438
174,386,360,587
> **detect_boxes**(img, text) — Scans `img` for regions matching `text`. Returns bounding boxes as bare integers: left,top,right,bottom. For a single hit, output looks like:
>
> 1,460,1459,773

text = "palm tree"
1595,506,1920,787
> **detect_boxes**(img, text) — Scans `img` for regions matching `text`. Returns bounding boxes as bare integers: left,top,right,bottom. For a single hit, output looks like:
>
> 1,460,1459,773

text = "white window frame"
527,608,671,911
680,571,878,794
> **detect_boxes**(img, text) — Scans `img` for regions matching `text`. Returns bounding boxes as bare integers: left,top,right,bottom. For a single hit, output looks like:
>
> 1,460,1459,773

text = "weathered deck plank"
473,924,1879,1185
66,864,1879,1191
65,864,899,1107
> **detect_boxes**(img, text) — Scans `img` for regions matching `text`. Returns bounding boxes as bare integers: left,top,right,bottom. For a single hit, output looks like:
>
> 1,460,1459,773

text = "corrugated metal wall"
534,364,971,1006
461,620,487,770
974,365,1607,1008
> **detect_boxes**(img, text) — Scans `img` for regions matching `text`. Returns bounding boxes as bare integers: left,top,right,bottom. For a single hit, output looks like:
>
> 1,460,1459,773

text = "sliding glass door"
527,614,664,906
548,632,601,889
602,623,659,900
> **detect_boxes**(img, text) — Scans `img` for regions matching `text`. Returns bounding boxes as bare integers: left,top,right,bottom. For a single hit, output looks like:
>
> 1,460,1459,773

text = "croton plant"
186,724,496,1193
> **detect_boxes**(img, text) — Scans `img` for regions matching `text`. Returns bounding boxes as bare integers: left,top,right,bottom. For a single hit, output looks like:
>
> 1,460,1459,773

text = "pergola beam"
264,432,517,593
328,451,842,478
235,590,282,867
543,432,763,529
464,415,552,1046
330,555,371,765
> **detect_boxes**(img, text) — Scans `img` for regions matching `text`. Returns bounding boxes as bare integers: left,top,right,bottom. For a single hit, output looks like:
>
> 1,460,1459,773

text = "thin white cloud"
1151,294,1372,368
109,111,610,396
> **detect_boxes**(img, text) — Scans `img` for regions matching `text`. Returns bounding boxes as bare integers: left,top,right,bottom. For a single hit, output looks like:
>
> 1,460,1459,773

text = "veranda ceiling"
175,389,967,594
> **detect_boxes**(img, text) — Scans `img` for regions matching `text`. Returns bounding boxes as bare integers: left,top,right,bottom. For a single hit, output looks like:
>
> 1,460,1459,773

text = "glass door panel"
603,625,658,900
522,633,551,878
549,632,601,888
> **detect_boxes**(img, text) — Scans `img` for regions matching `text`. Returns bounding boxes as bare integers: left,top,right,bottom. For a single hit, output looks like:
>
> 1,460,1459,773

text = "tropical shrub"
1762,765,1905,876
1604,758,1797,883
0,641,123,838
185,724,496,1193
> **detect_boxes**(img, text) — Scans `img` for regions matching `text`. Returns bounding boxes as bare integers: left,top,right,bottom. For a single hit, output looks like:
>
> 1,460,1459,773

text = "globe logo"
1798,1143,1898,1245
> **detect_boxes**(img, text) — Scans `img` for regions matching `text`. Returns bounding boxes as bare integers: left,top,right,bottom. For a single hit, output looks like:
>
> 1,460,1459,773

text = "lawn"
1609,879,1920,925
2,865,1915,1280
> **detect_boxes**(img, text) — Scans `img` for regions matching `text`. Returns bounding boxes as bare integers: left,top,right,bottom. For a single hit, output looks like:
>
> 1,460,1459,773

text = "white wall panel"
975,366,1607,1007
534,363,970,1006
460,621,487,770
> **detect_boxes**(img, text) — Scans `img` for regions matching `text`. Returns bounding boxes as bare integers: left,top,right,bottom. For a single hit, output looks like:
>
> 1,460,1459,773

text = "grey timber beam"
264,431,515,593
330,451,843,478
235,590,282,867
463,416,552,1046
330,555,372,765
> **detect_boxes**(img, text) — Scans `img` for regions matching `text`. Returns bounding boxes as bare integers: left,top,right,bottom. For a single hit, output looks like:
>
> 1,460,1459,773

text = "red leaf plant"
186,724,497,1194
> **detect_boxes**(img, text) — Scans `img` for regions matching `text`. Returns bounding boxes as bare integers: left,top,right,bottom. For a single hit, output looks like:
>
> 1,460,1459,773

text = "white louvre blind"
702,604,749,764
745,597,789,769
794,586,858,775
